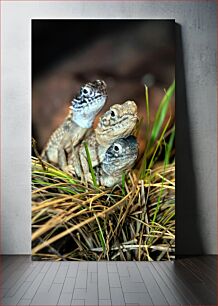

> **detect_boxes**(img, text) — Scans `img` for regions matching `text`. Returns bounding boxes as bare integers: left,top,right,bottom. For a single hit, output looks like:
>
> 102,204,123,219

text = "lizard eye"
81,86,92,96
110,109,117,118
113,143,122,154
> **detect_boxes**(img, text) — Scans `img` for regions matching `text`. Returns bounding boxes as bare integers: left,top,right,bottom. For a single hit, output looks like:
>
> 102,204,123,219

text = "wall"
1,1,217,254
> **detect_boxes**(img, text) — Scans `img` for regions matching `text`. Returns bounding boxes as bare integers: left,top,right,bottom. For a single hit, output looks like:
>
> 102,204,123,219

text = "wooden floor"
0,256,217,305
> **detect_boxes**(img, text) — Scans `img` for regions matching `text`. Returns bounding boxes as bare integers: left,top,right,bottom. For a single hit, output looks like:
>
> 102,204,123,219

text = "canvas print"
32,20,175,261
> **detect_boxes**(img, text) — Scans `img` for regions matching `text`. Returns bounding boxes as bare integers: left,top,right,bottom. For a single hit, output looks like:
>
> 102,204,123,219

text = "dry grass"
32,158,175,261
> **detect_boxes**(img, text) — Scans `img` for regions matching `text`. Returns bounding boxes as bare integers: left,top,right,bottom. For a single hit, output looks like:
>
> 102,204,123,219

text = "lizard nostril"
102,118,108,125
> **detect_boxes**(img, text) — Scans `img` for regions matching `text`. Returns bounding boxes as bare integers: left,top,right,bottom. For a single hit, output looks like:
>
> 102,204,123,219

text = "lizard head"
71,80,107,128
102,135,138,176
95,100,138,147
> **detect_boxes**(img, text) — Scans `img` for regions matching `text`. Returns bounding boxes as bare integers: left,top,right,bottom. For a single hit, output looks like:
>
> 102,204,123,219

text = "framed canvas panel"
31,20,175,261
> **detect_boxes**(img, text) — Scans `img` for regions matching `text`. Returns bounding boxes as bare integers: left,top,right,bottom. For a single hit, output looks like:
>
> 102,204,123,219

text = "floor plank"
62,276,76,293
98,262,111,300
17,298,31,305
99,299,112,305
163,261,201,304
153,261,197,304
173,260,217,305
30,283,63,305
181,256,217,287
146,261,180,304
136,262,169,305
110,287,125,305
36,261,60,293
0,255,216,305
3,262,40,297
57,292,73,305
2,259,33,289
2,281,32,305
53,262,69,284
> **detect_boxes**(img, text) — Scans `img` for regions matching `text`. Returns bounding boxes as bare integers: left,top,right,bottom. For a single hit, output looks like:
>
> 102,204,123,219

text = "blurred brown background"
32,20,175,157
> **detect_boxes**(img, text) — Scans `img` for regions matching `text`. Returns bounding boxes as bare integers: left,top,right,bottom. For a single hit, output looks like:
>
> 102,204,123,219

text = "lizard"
93,135,139,187
41,80,107,170
65,100,138,180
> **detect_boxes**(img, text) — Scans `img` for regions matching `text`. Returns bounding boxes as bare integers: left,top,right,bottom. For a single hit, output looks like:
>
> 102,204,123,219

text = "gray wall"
1,1,217,255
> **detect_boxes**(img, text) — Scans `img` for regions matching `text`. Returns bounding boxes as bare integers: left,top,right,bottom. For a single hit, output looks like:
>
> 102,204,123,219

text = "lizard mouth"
104,153,137,164
102,153,138,176
95,93,106,99
72,94,107,112
98,114,137,133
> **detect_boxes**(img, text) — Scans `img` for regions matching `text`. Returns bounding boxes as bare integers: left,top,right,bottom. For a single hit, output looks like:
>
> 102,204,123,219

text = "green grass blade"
151,124,175,224
94,213,106,254
84,142,98,188
32,160,77,184
139,85,150,177
121,173,126,196
152,185,164,224
147,116,171,171
145,84,150,134
139,81,175,179
149,80,175,148
152,163,167,224
164,125,175,165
